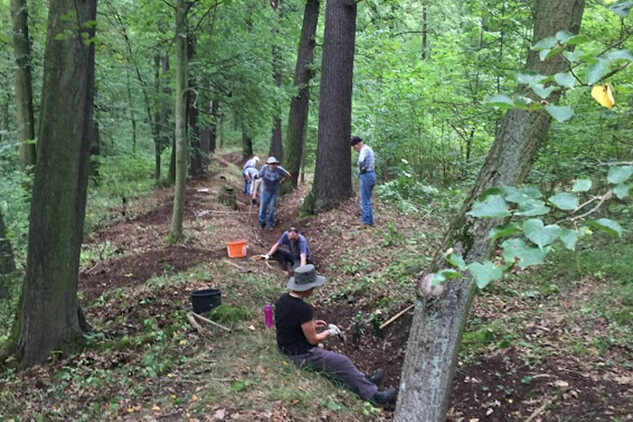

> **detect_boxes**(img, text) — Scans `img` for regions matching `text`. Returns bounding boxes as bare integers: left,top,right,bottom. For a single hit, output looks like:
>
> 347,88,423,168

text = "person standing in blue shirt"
262,227,313,270
351,136,375,226
258,156,290,230
242,155,260,194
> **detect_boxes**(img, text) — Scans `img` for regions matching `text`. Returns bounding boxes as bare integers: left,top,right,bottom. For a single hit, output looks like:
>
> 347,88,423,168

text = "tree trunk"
125,66,138,155
283,0,319,190
168,0,189,242
16,0,98,367
210,99,218,153
199,79,211,168
11,0,37,169
242,131,252,160
307,0,356,213
395,1,585,420
269,0,283,162
421,2,428,60
0,210,15,300
153,53,163,179
187,29,202,176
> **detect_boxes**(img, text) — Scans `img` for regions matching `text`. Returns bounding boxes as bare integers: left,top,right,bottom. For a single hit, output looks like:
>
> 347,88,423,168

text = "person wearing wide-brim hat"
258,156,290,230
274,264,396,405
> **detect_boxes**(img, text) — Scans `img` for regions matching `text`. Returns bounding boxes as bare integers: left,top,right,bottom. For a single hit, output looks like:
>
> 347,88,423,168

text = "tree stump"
219,186,237,209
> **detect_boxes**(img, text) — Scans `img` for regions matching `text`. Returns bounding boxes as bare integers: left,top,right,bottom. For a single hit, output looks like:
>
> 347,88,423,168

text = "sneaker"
268,226,274,231
369,387,396,405
367,369,384,387
260,222,266,229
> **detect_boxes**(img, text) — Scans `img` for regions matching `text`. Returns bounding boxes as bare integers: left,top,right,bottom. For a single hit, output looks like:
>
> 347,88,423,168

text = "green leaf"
231,380,247,392
548,192,578,210
554,72,576,89
610,1,633,17
515,200,551,217
468,195,511,218
572,179,592,192
559,228,580,251
467,261,503,289
522,219,561,250
0,33,10,44
446,253,467,271
607,49,633,62
562,50,583,62
545,105,574,122
488,94,514,106
607,166,633,184
431,269,462,285
532,36,557,51
587,60,608,85
588,218,623,237
532,84,556,99
516,73,545,86
614,183,631,199
488,223,522,240
542,46,565,61
501,238,549,269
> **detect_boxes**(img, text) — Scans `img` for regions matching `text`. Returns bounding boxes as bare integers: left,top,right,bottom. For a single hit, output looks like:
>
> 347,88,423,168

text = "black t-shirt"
275,293,313,355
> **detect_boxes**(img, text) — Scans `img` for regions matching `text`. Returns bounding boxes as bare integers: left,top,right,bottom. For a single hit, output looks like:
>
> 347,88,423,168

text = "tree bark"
168,0,189,241
210,99,219,153
395,1,585,420
242,131,253,160
269,0,283,162
283,0,319,190
307,0,356,213
0,210,15,300
198,79,211,168
11,0,37,169
16,0,98,367
187,29,202,176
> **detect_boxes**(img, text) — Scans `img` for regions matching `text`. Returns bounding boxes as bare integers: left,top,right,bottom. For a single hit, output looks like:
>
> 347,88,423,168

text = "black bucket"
191,288,222,314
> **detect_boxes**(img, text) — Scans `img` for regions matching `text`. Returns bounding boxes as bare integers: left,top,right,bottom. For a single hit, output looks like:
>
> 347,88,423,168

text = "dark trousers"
272,249,311,270
286,347,378,399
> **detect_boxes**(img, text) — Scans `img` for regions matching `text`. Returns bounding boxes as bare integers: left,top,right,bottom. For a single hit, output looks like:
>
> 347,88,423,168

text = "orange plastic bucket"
226,239,247,258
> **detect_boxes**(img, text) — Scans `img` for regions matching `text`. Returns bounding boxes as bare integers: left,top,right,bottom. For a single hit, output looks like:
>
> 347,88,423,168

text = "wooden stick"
222,259,251,273
191,312,232,332
524,396,555,422
379,303,415,330
187,313,212,339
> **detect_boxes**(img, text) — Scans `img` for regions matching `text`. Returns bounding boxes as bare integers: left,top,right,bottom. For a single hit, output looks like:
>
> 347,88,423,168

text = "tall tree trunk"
125,66,137,155
421,2,428,60
242,131,252,159
210,99,218,153
11,0,37,169
283,0,319,190
187,29,202,176
269,0,283,162
306,0,356,213
198,79,211,168
168,0,188,241
395,1,585,420
153,52,163,179
0,210,16,300
16,0,98,367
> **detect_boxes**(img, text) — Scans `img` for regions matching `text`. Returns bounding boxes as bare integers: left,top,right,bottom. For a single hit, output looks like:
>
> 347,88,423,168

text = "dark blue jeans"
259,189,279,228
360,172,375,225
242,170,251,194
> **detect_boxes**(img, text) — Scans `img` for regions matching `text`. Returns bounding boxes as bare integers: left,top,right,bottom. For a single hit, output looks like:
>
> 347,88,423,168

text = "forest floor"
1,151,632,421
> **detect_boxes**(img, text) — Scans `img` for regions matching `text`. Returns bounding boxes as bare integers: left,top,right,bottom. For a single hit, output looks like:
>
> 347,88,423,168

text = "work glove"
262,254,270,260
327,323,342,337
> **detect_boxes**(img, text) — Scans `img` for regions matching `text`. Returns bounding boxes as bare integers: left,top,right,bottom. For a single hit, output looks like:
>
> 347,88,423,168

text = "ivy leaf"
488,94,514,107
587,218,623,237
607,166,633,184
548,192,578,210
502,238,549,269
431,269,462,285
554,72,576,89
467,261,503,289
572,179,592,192
587,60,608,85
488,223,522,240
614,183,631,199
545,105,574,122
522,219,561,250
468,195,511,218
532,36,557,51
532,84,557,99
559,228,580,251
514,199,550,217
446,253,467,271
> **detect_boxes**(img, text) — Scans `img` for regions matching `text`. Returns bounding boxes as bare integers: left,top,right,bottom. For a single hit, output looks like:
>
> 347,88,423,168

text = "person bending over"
274,264,396,405
263,227,312,270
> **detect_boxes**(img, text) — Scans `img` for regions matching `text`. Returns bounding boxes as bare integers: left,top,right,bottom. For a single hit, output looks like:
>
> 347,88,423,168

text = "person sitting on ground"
258,156,290,230
274,264,396,405
262,227,312,270
242,155,260,194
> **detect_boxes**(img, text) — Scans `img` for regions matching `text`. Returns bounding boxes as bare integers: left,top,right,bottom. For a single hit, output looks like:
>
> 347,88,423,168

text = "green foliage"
208,304,250,324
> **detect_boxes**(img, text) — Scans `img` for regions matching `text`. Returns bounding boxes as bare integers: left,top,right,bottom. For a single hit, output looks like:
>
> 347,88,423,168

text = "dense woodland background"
0,0,632,420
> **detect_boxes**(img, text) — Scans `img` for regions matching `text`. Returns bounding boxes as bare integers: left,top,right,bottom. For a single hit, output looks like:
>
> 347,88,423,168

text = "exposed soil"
8,151,631,421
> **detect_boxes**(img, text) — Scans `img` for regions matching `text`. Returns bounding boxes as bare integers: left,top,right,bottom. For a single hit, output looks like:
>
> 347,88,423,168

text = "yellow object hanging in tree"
591,83,615,109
